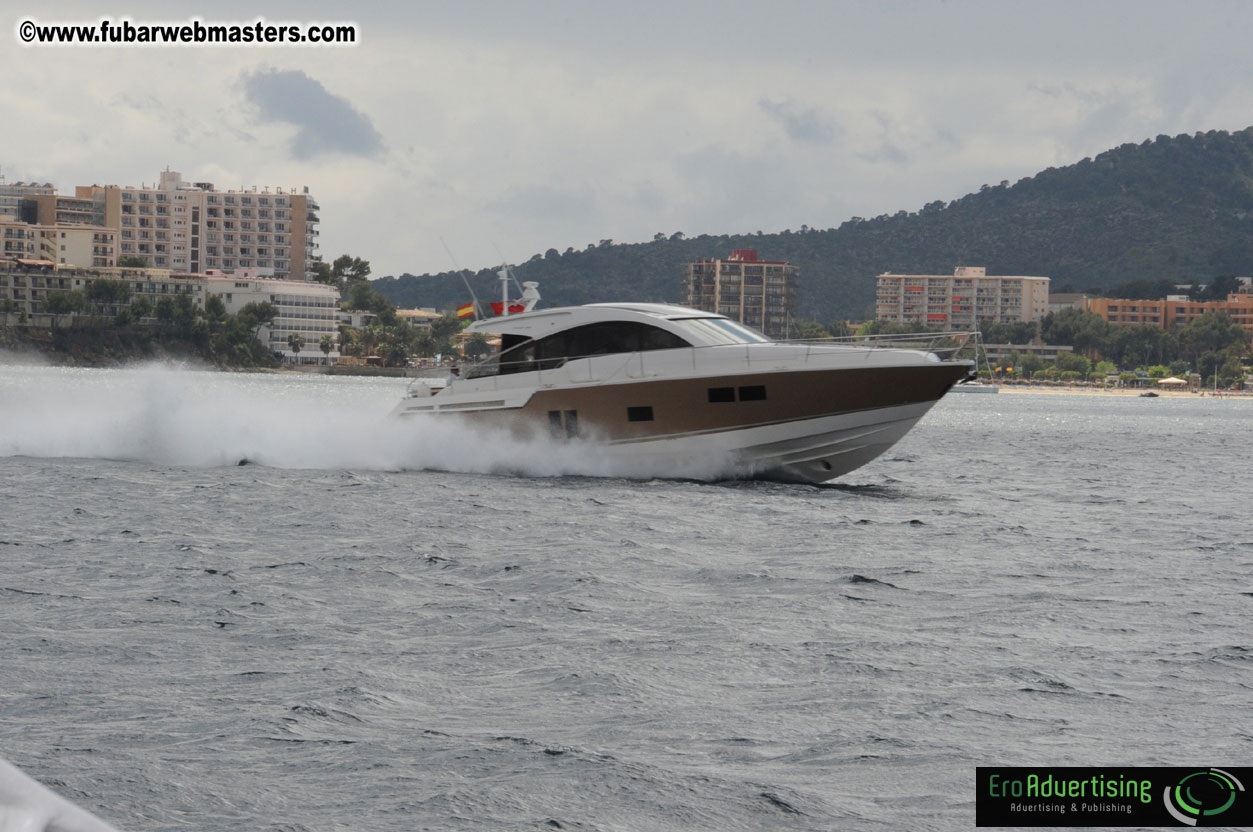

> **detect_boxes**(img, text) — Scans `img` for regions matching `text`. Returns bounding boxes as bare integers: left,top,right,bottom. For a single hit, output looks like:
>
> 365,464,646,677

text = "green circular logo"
1163,769,1244,826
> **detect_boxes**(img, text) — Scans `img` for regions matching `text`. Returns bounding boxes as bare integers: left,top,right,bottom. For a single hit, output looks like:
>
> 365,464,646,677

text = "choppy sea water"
1,365,1250,831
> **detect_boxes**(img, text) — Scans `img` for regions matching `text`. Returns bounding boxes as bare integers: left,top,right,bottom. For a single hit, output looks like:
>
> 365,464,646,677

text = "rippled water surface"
1,366,1250,831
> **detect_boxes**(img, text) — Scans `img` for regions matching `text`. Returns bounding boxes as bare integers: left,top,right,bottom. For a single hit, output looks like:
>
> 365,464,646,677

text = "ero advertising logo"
976,766,1250,827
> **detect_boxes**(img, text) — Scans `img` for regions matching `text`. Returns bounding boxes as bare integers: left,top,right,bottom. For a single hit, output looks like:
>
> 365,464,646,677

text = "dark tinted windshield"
548,321,690,358
472,320,692,377
670,317,771,345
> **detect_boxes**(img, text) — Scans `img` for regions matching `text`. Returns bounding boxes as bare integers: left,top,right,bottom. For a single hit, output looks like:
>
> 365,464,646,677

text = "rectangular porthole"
563,409,579,438
708,386,735,403
548,410,563,437
738,385,767,401
627,406,654,422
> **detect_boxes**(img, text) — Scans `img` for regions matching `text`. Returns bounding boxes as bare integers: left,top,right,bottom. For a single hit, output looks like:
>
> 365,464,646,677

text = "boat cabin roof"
464,302,770,347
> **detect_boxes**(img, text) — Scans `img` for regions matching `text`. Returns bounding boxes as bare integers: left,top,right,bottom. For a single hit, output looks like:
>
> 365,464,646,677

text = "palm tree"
287,332,305,364
359,324,383,360
319,334,334,365
411,330,437,359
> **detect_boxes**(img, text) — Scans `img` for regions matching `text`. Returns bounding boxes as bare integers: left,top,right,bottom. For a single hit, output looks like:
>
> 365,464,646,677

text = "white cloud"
3,0,1252,280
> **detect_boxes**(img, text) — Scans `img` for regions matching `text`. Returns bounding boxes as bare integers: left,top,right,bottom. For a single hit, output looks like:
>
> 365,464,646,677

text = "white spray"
0,363,742,481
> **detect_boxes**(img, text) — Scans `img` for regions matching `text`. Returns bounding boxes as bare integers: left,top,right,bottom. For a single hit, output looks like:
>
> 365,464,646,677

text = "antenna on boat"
498,266,511,317
492,242,527,296
494,265,541,317
440,236,484,320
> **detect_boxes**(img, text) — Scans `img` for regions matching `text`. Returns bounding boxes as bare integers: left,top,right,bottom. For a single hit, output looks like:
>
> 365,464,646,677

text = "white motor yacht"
392,285,973,483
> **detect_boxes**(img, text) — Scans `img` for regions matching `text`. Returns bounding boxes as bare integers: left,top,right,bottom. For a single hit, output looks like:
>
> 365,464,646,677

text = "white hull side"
605,401,937,483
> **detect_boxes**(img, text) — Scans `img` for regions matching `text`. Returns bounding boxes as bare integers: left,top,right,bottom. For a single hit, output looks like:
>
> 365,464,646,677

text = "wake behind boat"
391,283,973,483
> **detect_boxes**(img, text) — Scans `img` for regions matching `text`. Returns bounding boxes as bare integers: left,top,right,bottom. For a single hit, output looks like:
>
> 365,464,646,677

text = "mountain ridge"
373,128,1253,321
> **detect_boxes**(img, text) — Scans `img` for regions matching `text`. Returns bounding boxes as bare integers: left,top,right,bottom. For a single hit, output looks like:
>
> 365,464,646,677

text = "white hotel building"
204,272,340,364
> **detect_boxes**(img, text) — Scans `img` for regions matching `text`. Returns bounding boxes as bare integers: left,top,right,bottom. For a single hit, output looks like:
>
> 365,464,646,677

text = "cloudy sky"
4,0,1253,279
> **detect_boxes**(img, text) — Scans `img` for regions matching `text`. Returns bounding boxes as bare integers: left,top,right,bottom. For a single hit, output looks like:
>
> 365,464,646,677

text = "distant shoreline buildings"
1,169,319,281
0,168,336,363
875,265,1253,342
1084,293,1253,333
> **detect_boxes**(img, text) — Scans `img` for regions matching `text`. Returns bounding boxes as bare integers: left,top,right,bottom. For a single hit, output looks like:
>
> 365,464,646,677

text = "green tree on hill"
236,302,278,338
1105,325,1173,369
1191,274,1242,301
1041,308,1111,355
311,254,371,292
129,296,152,321
204,294,228,327
1178,311,1249,357
85,279,132,315
43,290,86,327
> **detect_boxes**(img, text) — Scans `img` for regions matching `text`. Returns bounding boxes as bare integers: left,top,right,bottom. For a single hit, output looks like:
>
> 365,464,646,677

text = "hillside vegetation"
374,128,1253,322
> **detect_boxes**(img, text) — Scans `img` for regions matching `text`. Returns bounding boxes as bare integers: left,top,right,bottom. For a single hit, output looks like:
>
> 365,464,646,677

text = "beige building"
0,179,55,221
0,219,58,261
395,308,441,330
12,170,319,279
1048,292,1090,314
876,266,1050,328
682,249,798,339
8,206,122,269
54,226,115,268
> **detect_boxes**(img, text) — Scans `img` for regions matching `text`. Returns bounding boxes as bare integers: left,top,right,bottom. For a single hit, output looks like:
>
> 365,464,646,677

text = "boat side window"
469,333,534,378
497,334,537,376
536,321,689,362
478,322,689,377
626,406,654,422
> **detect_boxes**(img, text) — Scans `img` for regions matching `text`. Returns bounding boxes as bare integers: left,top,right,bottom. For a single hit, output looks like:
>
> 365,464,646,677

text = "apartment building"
682,249,798,339
203,271,340,364
0,260,339,365
0,261,205,326
11,170,319,279
1085,294,1253,335
1048,292,1091,314
0,219,58,260
0,179,55,221
875,266,1050,328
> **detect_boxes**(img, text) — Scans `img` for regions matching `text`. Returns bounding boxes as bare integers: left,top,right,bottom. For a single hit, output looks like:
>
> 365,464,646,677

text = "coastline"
993,385,1249,399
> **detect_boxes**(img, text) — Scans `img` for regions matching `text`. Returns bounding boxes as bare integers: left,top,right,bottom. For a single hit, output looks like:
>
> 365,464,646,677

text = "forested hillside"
373,128,1253,322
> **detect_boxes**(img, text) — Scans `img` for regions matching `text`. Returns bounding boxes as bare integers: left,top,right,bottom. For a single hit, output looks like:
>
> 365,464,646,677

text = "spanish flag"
456,302,474,319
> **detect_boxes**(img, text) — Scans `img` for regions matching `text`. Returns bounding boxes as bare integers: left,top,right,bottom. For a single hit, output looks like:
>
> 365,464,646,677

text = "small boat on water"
949,380,1000,394
391,282,974,483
